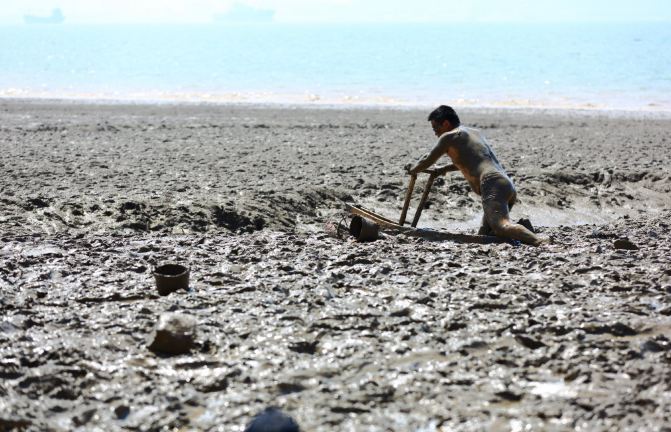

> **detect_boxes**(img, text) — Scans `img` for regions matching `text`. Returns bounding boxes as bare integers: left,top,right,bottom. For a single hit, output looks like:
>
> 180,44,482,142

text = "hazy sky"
5,0,671,24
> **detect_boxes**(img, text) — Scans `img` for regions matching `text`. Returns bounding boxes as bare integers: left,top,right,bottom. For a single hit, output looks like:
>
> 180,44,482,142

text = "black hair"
427,105,460,127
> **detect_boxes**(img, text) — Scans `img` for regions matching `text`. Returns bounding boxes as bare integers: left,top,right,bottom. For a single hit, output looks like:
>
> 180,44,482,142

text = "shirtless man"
406,105,543,246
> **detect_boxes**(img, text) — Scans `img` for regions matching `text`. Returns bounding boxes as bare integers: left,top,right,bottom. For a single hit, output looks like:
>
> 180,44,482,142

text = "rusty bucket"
154,263,190,296
349,216,379,242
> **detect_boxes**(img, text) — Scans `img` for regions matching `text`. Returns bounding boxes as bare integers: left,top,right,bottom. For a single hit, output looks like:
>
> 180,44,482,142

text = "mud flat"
1,100,670,431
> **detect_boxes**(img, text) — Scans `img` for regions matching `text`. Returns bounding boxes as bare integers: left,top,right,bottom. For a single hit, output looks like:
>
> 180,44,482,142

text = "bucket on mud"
349,215,379,242
153,263,190,296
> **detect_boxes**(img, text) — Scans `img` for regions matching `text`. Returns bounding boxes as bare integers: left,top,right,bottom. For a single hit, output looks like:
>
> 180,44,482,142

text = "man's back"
440,126,508,196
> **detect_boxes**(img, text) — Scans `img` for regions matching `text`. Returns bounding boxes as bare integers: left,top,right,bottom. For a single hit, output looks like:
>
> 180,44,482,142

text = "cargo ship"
24,8,65,24
213,3,275,23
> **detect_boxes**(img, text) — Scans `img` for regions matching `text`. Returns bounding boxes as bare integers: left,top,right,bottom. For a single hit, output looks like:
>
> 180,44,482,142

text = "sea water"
0,22,669,110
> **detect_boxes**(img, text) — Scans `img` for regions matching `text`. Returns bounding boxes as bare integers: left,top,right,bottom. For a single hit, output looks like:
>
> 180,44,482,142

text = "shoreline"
3,96,671,119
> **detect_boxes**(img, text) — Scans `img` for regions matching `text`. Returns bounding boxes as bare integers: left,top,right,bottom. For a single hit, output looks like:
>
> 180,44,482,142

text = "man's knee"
490,221,512,237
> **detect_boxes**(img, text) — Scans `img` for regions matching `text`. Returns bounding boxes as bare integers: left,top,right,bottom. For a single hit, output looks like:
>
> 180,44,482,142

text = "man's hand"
403,163,414,174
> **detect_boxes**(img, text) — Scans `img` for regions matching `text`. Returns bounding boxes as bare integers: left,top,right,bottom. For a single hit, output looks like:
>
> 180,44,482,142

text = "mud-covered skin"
410,126,541,245
409,126,506,194
1,101,671,430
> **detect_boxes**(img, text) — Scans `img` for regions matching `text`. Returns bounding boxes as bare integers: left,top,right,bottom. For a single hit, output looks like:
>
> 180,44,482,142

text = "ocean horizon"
1,22,670,111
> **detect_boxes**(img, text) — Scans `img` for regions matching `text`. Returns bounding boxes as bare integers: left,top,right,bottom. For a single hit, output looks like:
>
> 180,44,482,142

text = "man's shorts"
481,171,517,227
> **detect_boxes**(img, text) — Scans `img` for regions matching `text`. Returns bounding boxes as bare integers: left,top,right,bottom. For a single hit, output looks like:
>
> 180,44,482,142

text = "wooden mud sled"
347,166,506,244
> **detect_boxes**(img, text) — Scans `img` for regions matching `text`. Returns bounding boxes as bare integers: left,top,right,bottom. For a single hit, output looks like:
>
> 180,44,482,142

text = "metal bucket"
154,263,190,296
349,216,379,242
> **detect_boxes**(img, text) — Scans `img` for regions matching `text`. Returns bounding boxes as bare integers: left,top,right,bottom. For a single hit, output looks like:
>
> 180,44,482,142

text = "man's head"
428,105,460,137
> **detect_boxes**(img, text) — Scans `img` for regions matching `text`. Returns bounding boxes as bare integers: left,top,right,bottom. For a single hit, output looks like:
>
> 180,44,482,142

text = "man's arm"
407,130,459,175
433,163,458,175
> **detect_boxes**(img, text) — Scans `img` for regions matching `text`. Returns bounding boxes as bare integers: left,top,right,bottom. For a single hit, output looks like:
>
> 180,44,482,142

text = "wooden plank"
402,228,505,244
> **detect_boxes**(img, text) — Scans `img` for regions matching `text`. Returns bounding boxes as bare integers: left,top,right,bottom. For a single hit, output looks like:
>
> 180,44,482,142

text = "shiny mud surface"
1,101,671,431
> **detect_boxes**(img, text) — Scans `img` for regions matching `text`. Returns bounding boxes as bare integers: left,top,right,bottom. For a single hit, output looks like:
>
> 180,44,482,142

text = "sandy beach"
1,100,670,431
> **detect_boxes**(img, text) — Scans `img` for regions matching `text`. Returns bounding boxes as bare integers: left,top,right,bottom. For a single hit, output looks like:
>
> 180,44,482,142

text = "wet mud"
1,101,670,431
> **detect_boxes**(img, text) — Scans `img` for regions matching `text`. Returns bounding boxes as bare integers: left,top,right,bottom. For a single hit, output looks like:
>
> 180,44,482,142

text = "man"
406,105,543,246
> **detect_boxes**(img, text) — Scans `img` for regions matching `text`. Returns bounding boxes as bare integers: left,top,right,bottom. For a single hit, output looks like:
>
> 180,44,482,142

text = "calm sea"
1,23,669,110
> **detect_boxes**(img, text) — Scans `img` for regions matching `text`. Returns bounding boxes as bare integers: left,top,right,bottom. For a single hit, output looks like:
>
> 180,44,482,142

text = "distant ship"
213,3,275,24
24,8,65,24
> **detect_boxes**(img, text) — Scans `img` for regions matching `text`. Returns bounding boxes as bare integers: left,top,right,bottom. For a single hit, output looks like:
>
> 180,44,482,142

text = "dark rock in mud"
148,313,197,355
277,382,306,395
583,322,637,337
0,418,32,431
245,407,300,432
389,307,412,317
613,238,639,250
514,334,546,350
72,409,97,427
288,340,319,355
641,337,670,354
0,360,23,379
114,405,131,420
197,377,229,393
494,390,524,402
